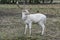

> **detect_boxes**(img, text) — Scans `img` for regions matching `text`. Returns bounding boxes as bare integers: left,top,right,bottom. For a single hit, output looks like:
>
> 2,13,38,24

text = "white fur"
22,10,46,35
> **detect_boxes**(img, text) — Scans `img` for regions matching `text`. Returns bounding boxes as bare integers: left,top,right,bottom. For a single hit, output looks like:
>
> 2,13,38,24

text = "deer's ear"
29,8,32,10
28,8,32,11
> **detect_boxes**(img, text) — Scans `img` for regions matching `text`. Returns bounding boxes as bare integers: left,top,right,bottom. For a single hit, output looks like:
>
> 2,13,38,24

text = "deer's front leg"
24,24,28,34
29,23,32,35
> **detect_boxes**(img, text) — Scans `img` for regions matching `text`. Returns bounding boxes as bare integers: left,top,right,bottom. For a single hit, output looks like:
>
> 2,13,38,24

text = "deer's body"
22,10,46,35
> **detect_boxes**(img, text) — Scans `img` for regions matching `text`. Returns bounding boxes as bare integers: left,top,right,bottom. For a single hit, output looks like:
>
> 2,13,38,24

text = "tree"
1,0,7,4
29,0,32,4
25,0,27,4
50,0,53,3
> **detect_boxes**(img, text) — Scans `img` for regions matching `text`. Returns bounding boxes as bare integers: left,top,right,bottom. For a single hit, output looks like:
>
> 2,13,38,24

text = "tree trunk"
25,0,27,4
50,0,53,3
29,0,32,4
42,0,44,3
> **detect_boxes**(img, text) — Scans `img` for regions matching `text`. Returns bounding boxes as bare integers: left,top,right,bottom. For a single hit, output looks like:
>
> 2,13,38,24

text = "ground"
0,4,60,40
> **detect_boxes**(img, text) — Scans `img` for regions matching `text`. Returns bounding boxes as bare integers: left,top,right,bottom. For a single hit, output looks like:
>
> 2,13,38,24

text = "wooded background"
0,0,60,4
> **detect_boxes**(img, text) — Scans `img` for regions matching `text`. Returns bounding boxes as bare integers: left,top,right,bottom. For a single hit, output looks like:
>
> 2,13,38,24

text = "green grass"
0,4,60,40
0,15,60,40
0,4,60,16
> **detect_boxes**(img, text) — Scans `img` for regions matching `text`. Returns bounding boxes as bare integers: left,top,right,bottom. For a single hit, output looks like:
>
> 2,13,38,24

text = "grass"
0,4,60,40
0,4,60,16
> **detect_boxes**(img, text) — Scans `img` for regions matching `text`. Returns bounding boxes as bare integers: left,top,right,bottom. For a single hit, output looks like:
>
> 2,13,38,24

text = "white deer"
22,9,46,35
